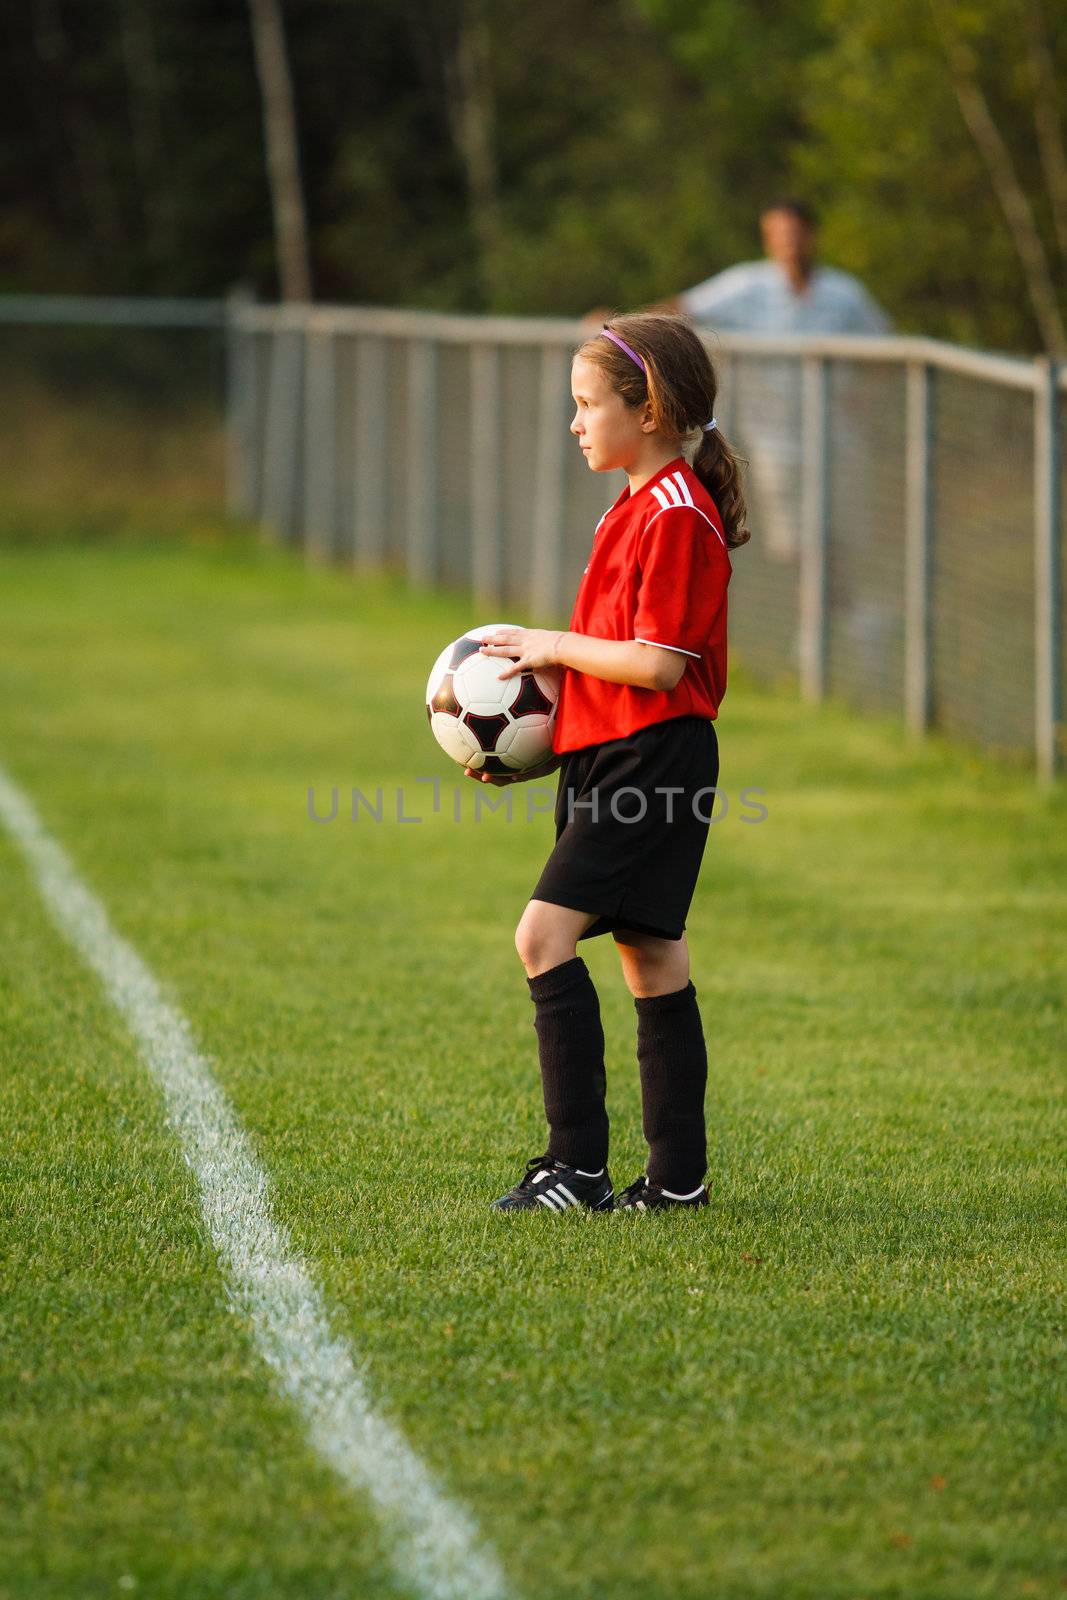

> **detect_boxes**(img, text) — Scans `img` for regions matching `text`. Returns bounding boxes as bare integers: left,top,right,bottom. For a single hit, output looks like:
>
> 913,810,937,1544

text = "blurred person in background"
668,198,891,340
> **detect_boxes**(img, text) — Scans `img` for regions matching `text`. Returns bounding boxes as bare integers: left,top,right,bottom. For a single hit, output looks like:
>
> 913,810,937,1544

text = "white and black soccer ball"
425,623,560,774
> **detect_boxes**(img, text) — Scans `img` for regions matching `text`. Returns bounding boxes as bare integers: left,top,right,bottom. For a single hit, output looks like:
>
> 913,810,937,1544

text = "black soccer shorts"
530,713,719,943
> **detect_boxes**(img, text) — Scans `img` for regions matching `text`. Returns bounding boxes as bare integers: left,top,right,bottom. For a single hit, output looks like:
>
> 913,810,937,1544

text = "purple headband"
600,326,646,374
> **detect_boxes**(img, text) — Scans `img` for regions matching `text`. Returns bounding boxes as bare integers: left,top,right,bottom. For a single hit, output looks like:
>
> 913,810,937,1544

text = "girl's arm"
554,631,686,692
478,627,686,693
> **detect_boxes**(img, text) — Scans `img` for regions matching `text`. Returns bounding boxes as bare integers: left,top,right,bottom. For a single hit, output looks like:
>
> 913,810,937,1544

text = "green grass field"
1,521,1064,1600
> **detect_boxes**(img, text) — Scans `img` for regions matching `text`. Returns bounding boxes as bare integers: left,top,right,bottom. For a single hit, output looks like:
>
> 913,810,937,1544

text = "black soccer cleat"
615,1175,709,1211
492,1154,614,1212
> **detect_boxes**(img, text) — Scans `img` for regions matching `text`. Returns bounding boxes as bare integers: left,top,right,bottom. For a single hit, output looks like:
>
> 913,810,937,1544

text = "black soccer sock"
526,955,609,1171
634,980,708,1191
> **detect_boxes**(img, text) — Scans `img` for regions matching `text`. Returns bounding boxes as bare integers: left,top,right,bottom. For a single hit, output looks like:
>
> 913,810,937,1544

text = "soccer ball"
426,623,560,774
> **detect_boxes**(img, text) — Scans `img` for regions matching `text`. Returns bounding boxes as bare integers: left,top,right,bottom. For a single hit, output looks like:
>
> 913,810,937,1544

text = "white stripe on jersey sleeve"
634,636,702,660
662,477,684,507
643,501,727,549
650,484,671,512
671,471,695,507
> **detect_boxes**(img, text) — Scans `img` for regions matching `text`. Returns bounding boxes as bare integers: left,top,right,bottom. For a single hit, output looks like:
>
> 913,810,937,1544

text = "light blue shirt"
679,259,892,336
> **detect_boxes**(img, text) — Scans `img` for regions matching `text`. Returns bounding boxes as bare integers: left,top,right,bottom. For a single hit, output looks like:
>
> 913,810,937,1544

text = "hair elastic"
702,418,718,432
600,326,647,374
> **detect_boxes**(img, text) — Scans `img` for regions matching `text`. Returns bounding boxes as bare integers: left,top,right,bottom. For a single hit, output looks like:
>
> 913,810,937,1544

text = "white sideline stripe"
0,762,509,1600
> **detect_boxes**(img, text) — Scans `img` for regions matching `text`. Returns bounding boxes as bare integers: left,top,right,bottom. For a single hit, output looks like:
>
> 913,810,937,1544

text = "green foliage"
0,0,1063,347
794,0,1067,351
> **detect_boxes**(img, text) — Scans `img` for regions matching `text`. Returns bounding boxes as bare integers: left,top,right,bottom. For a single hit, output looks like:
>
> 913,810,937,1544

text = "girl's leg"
613,927,691,998
614,929,709,1192
514,899,600,979
515,900,608,1170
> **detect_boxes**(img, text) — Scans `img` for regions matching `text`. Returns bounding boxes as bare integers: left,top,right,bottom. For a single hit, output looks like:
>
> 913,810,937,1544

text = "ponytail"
693,428,750,550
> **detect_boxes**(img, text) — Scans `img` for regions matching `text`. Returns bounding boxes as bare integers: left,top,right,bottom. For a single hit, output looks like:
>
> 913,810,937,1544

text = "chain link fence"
1,297,1062,783
0,297,229,541
227,304,1063,783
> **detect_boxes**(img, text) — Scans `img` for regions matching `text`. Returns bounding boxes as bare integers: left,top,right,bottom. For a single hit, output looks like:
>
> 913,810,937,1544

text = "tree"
794,0,1066,351
2,0,1063,351
247,0,312,301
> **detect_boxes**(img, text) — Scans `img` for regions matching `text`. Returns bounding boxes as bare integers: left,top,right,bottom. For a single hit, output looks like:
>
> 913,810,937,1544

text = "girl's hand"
463,753,561,786
478,628,562,680
463,764,518,786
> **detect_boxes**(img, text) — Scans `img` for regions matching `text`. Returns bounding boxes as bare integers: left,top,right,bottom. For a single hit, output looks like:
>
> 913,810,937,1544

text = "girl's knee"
514,903,559,970
615,932,689,997
515,901,588,975
514,917,537,967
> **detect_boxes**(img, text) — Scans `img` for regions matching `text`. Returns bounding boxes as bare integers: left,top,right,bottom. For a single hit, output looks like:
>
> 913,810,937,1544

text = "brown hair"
576,312,750,550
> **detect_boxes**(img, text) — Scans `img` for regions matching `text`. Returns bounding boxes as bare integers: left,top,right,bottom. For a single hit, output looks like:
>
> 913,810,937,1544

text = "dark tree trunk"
247,0,312,302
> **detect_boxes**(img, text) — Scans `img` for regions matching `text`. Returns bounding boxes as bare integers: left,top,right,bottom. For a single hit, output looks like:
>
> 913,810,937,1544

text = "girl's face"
570,355,651,473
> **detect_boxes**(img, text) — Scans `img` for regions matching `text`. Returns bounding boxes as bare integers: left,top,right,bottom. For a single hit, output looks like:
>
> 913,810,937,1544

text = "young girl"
466,312,749,1213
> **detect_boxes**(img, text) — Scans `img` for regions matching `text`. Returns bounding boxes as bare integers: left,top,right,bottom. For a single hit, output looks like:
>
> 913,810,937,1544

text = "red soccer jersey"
552,457,732,754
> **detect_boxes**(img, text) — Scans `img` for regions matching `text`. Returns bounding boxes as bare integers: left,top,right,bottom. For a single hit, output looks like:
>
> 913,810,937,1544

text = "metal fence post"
530,344,568,623
718,350,738,438
406,338,438,586
260,325,305,541
904,361,934,737
800,355,830,700
1034,356,1062,785
224,287,256,518
470,343,502,609
353,334,387,567
303,326,337,561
